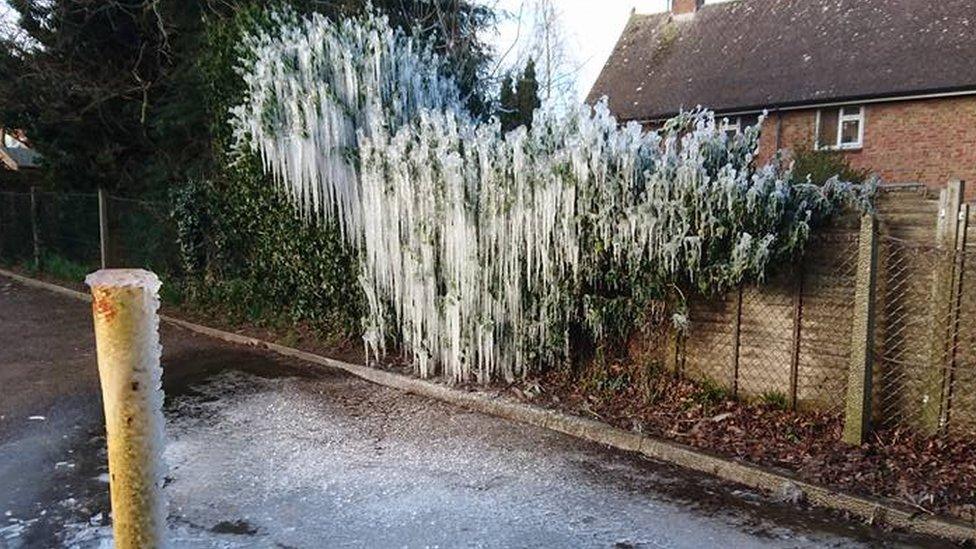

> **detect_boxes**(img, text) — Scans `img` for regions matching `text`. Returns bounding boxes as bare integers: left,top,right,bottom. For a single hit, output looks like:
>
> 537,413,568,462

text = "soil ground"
0,275,949,547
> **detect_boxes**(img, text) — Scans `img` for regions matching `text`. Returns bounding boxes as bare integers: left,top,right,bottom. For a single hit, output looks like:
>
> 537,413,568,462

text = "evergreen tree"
498,73,518,132
496,59,541,132
515,59,542,128
0,0,191,192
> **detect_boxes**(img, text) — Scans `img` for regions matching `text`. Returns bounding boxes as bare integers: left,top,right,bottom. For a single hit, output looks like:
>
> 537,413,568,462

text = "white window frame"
720,116,741,136
815,106,864,151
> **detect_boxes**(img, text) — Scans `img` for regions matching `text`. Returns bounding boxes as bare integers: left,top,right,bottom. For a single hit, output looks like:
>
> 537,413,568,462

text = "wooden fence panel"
653,186,976,438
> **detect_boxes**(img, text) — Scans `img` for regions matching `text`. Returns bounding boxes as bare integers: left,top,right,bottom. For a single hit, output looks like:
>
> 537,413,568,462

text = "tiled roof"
587,0,976,120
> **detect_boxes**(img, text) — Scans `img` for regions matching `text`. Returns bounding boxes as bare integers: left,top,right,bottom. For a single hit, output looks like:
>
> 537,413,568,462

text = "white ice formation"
230,11,869,383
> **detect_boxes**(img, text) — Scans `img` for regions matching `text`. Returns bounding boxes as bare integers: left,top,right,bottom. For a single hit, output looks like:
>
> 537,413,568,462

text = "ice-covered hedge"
231,11,872,382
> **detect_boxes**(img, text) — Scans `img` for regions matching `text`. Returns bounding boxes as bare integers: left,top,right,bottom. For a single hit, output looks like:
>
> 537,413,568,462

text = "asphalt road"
0,275,944,548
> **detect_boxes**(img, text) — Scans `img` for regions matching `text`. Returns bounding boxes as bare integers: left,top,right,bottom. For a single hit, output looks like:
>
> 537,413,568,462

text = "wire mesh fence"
0,189,179,278
872,236,943,432
736,280,796,404
107,195,180,274
0,191,34,263
672,201,976,440
37,191,101,269
795,231,860,413
680,289,738,390
677,229,860,414
872,231,976,437
948,245,976,436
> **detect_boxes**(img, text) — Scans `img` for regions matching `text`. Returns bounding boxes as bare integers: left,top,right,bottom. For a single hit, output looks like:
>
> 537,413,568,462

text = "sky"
483,1,671,100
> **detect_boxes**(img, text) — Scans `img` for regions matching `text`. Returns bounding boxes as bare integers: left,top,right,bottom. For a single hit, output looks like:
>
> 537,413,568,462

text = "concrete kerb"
1,267,973,544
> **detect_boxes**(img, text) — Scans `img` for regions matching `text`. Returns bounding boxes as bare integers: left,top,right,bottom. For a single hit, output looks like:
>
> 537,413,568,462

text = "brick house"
587,0,976,193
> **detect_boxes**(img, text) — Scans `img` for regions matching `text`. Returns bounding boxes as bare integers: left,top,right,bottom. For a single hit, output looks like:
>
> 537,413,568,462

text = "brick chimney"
671,0,704,16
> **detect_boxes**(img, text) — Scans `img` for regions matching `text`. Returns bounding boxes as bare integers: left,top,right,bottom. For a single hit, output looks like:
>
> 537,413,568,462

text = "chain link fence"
949,244,976,436
0,189,179,279
795,231,860,413
872,236,943,431
0,191,34,262
678,228,860,414
873,232,976,436
106,195,181,274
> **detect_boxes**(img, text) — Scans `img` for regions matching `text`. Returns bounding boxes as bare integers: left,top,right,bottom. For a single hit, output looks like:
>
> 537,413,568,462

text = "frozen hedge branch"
230,10,873,383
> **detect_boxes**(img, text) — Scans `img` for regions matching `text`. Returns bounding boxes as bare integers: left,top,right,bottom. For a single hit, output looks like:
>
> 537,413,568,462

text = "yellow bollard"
86,269,166,548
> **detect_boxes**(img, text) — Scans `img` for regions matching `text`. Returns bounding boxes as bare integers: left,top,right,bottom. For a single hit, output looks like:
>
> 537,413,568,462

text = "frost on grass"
230,10,872,383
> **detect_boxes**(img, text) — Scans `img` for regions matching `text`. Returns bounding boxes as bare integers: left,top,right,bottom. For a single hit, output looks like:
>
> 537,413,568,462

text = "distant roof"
3,146,41,169
0,131,42,170
587,0,976,121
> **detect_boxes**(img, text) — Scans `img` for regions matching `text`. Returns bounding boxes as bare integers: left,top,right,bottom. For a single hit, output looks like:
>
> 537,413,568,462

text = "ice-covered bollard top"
86,268,162,293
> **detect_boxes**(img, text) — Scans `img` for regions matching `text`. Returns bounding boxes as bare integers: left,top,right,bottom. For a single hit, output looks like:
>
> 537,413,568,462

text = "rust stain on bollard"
92,287,120,323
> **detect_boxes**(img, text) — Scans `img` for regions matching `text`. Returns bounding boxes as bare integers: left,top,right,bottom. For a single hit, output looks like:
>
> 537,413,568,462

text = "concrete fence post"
731,285,743,397
98,187,110,269
842,213,878,445
86,269,167,548
940,203,970,430
29,185,40,269
921,180,965,434
665,328,681,374
789,268,804,410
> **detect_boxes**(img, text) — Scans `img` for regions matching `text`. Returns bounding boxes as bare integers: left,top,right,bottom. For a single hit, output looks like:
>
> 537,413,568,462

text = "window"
720,117,740,137
816,106,864,150
720,114,761,138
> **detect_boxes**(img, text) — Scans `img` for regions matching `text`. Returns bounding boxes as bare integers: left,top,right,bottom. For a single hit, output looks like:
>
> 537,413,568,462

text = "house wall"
757,95,976,194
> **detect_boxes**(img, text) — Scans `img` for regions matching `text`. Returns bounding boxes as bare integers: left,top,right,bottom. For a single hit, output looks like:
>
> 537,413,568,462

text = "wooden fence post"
921,180,965,434
99,187,110,269
29,185,40,269
842,213,878,445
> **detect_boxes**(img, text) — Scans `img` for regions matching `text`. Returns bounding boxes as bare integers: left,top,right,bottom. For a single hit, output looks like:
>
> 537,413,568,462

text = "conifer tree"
516,59,542,127
496,60,541,131
498,73,518,131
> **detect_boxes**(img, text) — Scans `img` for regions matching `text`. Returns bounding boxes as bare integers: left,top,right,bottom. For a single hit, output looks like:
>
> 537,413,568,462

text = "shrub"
789,144,872,186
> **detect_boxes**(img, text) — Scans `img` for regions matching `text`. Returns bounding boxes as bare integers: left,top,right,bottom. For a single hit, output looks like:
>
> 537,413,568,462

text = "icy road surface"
0,276,944,548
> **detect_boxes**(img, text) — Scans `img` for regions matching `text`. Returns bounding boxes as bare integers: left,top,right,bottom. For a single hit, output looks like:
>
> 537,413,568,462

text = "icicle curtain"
231,11,872,383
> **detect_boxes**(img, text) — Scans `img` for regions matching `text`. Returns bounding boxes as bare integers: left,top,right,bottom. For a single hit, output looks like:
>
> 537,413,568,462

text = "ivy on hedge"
171,4,362,338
